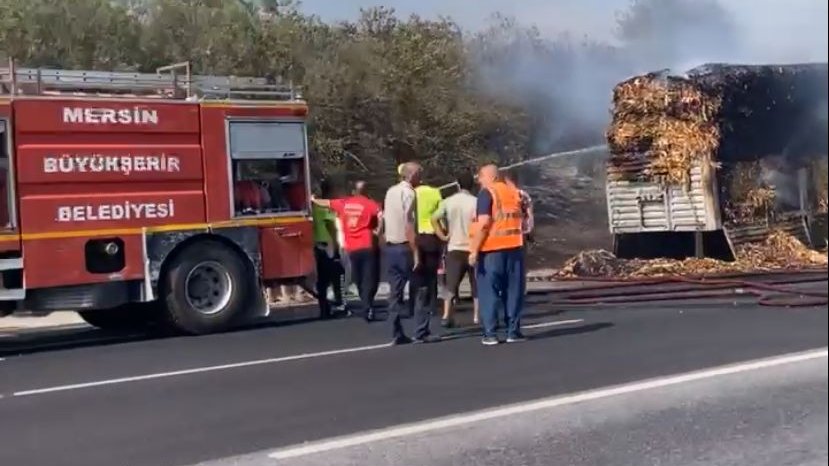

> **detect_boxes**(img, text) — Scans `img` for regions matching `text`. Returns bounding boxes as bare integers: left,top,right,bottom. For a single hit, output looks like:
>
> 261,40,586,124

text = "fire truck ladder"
0,60,300,101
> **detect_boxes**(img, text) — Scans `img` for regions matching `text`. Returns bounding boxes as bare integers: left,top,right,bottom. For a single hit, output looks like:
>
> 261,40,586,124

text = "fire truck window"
228,121,305,159
232,159,306,216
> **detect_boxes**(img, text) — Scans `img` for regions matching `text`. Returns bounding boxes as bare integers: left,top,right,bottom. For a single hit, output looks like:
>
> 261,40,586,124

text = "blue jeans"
476,247,525,339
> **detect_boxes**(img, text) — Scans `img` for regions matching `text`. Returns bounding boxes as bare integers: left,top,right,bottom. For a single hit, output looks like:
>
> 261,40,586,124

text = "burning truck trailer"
604,63,829,265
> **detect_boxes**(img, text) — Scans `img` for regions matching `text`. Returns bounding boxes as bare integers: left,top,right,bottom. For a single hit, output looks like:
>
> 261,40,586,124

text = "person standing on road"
311,179,344,319
431,172,479,328
469,164,526,346
502,171,534,242
503,170,534,297
383,162,437,344
312,180,382,322
414,180,444,329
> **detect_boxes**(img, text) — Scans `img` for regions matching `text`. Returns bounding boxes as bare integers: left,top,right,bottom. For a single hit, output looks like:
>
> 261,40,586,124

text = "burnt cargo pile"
607,63,828,191
598,63,828,277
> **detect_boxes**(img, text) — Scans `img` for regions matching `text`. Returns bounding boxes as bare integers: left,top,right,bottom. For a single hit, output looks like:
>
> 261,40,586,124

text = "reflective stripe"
490,228,523,237
494,212,522,220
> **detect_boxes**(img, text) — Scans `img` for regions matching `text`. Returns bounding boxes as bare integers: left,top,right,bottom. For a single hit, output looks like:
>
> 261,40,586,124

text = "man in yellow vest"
413,180,443,337
469,164,526,346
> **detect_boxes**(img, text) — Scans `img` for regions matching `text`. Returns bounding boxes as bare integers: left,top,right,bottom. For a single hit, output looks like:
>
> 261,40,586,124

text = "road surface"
0,292,826,466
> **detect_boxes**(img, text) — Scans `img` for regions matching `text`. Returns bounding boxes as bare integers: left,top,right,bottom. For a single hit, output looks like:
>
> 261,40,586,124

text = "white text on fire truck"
62,107,159,125
43,154,182,175
56,200,176,222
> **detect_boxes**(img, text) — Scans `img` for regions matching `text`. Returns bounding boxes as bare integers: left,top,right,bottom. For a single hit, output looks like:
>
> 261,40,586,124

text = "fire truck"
0,61,315,334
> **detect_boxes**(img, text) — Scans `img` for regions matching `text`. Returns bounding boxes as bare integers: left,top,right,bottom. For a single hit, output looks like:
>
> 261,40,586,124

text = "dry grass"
556,230,826,278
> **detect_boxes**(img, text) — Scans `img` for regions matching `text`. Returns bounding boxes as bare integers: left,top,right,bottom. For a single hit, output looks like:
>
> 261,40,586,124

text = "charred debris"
607,62,827,221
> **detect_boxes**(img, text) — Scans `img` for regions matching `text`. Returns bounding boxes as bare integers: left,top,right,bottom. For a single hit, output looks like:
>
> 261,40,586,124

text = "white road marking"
521,319,584,330
8,318,584,398
12,343,392,398
268,348,829,460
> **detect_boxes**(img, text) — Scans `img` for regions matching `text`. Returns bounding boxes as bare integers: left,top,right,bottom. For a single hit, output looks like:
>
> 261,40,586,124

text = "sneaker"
481,336,500,346
392,336,413,346
440,318,455,329
506,335,528,343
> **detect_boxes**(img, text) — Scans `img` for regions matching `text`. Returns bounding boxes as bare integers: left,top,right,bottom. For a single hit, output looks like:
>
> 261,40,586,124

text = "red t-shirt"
330,195,381,252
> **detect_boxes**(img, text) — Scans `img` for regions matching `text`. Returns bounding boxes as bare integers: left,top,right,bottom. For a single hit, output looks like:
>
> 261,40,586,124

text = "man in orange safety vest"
468,164,526,346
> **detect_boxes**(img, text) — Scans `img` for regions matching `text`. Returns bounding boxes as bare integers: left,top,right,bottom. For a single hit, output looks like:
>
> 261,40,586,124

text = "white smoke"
464,0,828,153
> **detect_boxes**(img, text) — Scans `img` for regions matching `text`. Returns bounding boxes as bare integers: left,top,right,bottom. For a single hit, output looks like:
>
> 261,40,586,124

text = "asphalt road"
216,352,829,466
0,292,826,466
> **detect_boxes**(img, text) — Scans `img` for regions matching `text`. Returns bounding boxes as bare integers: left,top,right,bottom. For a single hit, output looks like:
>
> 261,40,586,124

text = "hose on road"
541,269,828,308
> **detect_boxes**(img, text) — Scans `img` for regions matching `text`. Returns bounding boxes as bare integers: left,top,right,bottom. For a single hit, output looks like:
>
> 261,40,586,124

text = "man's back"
437,191,477,252
415,185,442,234
330,195,380,252
384,181,416,244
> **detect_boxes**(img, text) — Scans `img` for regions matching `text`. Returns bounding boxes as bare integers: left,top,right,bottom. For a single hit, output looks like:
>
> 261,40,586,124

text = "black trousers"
348,247,380,314
414,234,442,315
385,243,433,339
314,246,343,317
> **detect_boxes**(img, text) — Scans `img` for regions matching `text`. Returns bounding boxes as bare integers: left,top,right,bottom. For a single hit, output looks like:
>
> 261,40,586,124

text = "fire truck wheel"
161,240,254,335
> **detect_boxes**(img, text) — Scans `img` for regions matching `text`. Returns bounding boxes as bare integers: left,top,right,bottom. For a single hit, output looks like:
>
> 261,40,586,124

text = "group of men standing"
311,161,533,346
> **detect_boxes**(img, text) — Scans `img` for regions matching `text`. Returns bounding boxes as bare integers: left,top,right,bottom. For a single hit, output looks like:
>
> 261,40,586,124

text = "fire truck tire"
160,240,254,335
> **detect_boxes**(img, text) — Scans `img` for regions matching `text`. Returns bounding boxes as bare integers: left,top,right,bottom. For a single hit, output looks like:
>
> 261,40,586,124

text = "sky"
297,0,828,63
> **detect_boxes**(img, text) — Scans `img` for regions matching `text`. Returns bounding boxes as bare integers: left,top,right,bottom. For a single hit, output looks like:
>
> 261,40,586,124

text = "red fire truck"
0,61,315,334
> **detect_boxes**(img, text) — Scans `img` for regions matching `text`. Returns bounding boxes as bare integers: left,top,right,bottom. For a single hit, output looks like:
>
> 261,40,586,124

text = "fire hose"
536,269,828,308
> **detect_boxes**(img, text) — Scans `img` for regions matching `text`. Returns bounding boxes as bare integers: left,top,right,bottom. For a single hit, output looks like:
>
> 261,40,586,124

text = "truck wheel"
160,240,255,335
78,304,159,332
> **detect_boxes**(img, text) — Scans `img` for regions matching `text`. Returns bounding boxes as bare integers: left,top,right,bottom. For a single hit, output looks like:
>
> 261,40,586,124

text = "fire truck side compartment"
15,98,205,290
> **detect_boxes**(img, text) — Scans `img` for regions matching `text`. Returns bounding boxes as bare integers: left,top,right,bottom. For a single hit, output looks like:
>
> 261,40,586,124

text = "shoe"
332,303,347,314
413,335,441,344
440,318,455,329
392,336,413,346
481,336,500,346
365,310,376,322
506,335,528,343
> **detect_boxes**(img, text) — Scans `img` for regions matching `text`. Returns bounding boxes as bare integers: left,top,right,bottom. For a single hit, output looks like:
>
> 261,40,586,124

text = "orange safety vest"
470,181,524,252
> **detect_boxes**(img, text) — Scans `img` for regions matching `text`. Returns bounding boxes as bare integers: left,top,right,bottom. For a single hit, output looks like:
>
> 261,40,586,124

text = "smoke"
468,0,829,154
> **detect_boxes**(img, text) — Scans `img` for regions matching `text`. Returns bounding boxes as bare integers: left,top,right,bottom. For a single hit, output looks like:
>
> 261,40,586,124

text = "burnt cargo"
605,63,828,256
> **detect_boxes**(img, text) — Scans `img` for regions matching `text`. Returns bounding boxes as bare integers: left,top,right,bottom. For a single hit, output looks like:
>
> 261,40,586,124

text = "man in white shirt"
431,172,479,327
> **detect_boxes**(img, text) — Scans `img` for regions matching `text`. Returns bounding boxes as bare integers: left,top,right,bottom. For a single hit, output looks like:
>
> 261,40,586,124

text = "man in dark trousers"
382,162,438,344
310,179,344,319
311,180,382,321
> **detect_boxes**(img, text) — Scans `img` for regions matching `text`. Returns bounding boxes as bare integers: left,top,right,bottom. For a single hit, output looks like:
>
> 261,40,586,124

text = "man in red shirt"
312,180,382,321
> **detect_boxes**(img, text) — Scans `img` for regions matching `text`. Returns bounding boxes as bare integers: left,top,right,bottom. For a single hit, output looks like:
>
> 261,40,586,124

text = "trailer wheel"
78,304,161,332
160,240,254,335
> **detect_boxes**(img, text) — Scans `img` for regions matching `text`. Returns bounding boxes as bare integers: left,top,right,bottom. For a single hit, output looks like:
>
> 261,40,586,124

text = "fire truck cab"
0,61,315,334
